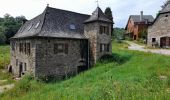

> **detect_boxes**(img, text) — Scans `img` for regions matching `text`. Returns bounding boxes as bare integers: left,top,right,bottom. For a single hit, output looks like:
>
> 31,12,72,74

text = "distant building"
9,6,113,78
125,11,154,40
148,0,170,48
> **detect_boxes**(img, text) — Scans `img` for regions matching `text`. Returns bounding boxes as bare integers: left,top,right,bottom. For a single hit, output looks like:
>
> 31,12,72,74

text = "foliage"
0,41,170,99
139,29,147,40
0,75,44,99
104,7,114,36
104,7,113,22
0,14,26,44
0,26,6,44
113,27,125,40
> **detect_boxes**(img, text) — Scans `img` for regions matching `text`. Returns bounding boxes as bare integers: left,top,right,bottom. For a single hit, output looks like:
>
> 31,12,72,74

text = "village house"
125,11,154,40
148,0,170,48
9,6,113,79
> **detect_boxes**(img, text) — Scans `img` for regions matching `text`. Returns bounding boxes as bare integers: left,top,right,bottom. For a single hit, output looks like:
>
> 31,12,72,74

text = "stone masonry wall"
10,39,36,77
35,38,84,79
148,13,170,46
84,22,98,66
84,22,112,66
97,22,112,59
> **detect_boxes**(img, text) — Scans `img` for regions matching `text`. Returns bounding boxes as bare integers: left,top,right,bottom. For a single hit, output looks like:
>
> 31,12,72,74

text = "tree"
104,7,114,36
113,28,125,40
0,26,6,44
0,14,26,44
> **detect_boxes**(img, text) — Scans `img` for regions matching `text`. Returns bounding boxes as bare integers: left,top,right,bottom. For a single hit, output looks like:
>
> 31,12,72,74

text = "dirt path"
0,82,14,94
126,41,170,56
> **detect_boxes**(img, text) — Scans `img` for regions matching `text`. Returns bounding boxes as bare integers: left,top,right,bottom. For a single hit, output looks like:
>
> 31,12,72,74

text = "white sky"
0,0,166,28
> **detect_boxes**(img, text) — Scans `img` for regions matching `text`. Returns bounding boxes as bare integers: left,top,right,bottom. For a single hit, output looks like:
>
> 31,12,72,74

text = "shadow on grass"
99,53,132,65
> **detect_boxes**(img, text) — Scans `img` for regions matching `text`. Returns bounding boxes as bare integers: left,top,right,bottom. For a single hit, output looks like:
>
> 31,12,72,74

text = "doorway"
19,62,23,77
160,37,170,48
134,35,137,40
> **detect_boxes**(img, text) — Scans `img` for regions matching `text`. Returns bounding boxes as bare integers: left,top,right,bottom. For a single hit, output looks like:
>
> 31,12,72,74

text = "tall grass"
0,41,170,100
0,45,10,69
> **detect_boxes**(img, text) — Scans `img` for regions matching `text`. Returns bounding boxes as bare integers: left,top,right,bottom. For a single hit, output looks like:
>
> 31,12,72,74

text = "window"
12,42,15,51
35,21,40,28
100,44,103,52
152,38,156,42
100,43,110,52
70,24,76,30
100,26,109,35
19,43,23,52
27,24,33,31
19,42,31,55
165,15,168,17
24,63,27,71
16,59,18,66
24,43,27,54
107,44,110,52
54,43,68,54
27,43,31,55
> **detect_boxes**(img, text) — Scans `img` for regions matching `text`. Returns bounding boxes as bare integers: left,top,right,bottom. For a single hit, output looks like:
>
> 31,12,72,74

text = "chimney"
140,11,143,22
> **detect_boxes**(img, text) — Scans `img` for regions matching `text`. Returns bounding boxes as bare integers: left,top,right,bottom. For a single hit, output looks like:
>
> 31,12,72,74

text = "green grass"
0,45,14,86
0,41,170,100
0,45,10,69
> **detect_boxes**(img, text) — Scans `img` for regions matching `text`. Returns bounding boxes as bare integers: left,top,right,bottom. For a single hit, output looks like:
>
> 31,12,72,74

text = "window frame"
100,26,110,35
54,43,69,55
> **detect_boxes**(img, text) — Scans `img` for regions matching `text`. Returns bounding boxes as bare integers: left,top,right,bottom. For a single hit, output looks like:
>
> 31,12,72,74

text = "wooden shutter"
65,43,68,54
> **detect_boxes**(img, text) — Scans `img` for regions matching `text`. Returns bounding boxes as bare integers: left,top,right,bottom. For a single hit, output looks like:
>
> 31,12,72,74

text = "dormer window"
35,21,40,28
70,24,76,30
27,24,33,31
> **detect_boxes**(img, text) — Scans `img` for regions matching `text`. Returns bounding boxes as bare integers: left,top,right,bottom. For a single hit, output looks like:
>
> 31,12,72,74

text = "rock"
159,75,167,80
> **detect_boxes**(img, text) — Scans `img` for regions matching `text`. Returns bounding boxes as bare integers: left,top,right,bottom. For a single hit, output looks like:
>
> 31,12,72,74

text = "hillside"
0,41,170,100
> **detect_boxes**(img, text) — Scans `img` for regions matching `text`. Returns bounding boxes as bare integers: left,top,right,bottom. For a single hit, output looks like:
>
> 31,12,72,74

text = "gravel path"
0,83,14,94
126,41,170,56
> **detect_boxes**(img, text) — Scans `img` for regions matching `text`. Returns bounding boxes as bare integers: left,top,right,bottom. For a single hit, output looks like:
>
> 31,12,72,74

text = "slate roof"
160,0,170,13
125,15,154,30
130,15,154,23
13,7,91,39
84,7,112,23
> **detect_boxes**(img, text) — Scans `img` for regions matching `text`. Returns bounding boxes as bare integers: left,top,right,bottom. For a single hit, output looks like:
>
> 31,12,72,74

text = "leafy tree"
0,26,6,44
104,7,114,35
113,28,125,40
0,14,27,44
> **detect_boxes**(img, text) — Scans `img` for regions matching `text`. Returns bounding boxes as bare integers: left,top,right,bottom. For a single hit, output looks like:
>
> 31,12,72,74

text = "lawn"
0,41,170,100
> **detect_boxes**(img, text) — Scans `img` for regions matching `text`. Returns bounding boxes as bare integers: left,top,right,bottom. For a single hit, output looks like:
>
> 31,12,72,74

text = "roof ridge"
47,6,90,16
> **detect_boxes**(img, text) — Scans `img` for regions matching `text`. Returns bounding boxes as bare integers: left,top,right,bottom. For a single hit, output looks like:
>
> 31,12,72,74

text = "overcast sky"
0,0,166,28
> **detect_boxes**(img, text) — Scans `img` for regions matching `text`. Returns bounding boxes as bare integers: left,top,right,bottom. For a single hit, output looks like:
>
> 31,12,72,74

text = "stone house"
148,0,170,48
9,6,113,78
125,11,154,40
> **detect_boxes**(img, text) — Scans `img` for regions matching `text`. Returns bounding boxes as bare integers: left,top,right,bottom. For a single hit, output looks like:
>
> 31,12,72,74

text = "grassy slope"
0,45,14,86
1,41,170,100
0,45,10,69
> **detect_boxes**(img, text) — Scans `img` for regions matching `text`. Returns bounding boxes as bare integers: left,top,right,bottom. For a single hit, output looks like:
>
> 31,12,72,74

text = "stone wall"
84,22,112,66
10,39,36,77
97,22,112,59
147,13,170,47
10,38,88,79
84,22,98,66
35,38,86,79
